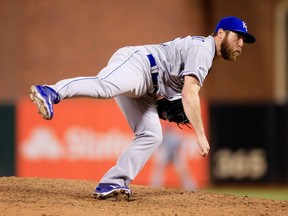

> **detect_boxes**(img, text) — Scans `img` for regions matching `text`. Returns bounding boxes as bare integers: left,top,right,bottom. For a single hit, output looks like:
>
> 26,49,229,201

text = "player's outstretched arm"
182,75,210,157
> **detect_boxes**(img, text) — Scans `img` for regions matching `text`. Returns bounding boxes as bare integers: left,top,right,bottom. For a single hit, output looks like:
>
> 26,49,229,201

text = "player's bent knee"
148,132,163,146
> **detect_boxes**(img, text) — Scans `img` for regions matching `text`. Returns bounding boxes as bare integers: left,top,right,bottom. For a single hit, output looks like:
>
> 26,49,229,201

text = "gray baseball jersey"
136,35,215,100
51,35,215,187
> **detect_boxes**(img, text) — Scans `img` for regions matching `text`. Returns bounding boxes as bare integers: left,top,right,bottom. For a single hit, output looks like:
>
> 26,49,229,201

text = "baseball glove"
156,98,191,129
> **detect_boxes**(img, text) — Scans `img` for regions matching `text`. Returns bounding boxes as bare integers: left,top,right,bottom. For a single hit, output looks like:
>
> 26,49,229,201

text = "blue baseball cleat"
93,183,132,200
30,85,60,120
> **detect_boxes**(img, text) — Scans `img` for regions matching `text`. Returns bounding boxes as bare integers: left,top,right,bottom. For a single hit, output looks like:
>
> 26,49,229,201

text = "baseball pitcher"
30,16,256,200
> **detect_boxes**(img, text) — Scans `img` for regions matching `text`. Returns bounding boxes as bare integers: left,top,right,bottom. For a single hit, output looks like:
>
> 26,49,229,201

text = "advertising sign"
17,98,209,188
210,104,288,184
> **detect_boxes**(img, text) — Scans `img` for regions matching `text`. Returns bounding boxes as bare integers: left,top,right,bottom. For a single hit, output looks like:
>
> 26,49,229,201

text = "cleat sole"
93,189,131,201
30,86,51,120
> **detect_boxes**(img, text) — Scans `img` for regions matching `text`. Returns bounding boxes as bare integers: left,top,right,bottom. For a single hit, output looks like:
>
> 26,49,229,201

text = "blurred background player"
150,124,197,190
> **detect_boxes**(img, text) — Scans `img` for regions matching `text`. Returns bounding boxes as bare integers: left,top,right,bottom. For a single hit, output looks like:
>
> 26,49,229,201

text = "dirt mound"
0,177,287,216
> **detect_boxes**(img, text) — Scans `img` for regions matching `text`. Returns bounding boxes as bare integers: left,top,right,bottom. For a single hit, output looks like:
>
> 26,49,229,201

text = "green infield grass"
202,186,288,201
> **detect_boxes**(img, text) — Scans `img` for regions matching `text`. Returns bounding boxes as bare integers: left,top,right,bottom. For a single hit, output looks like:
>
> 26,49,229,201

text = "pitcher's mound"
0,177,287,216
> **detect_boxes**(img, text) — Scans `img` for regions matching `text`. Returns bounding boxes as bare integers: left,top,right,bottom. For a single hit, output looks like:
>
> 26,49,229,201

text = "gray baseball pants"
51,47,163,187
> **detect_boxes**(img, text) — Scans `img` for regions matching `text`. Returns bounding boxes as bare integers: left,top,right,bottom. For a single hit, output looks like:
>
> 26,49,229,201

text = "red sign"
16,98,209,189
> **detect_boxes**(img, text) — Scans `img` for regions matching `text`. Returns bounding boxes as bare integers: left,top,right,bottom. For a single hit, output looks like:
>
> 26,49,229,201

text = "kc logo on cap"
242,21,248,32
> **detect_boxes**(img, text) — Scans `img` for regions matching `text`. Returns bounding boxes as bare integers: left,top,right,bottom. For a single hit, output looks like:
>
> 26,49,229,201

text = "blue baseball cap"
215,16,256,43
